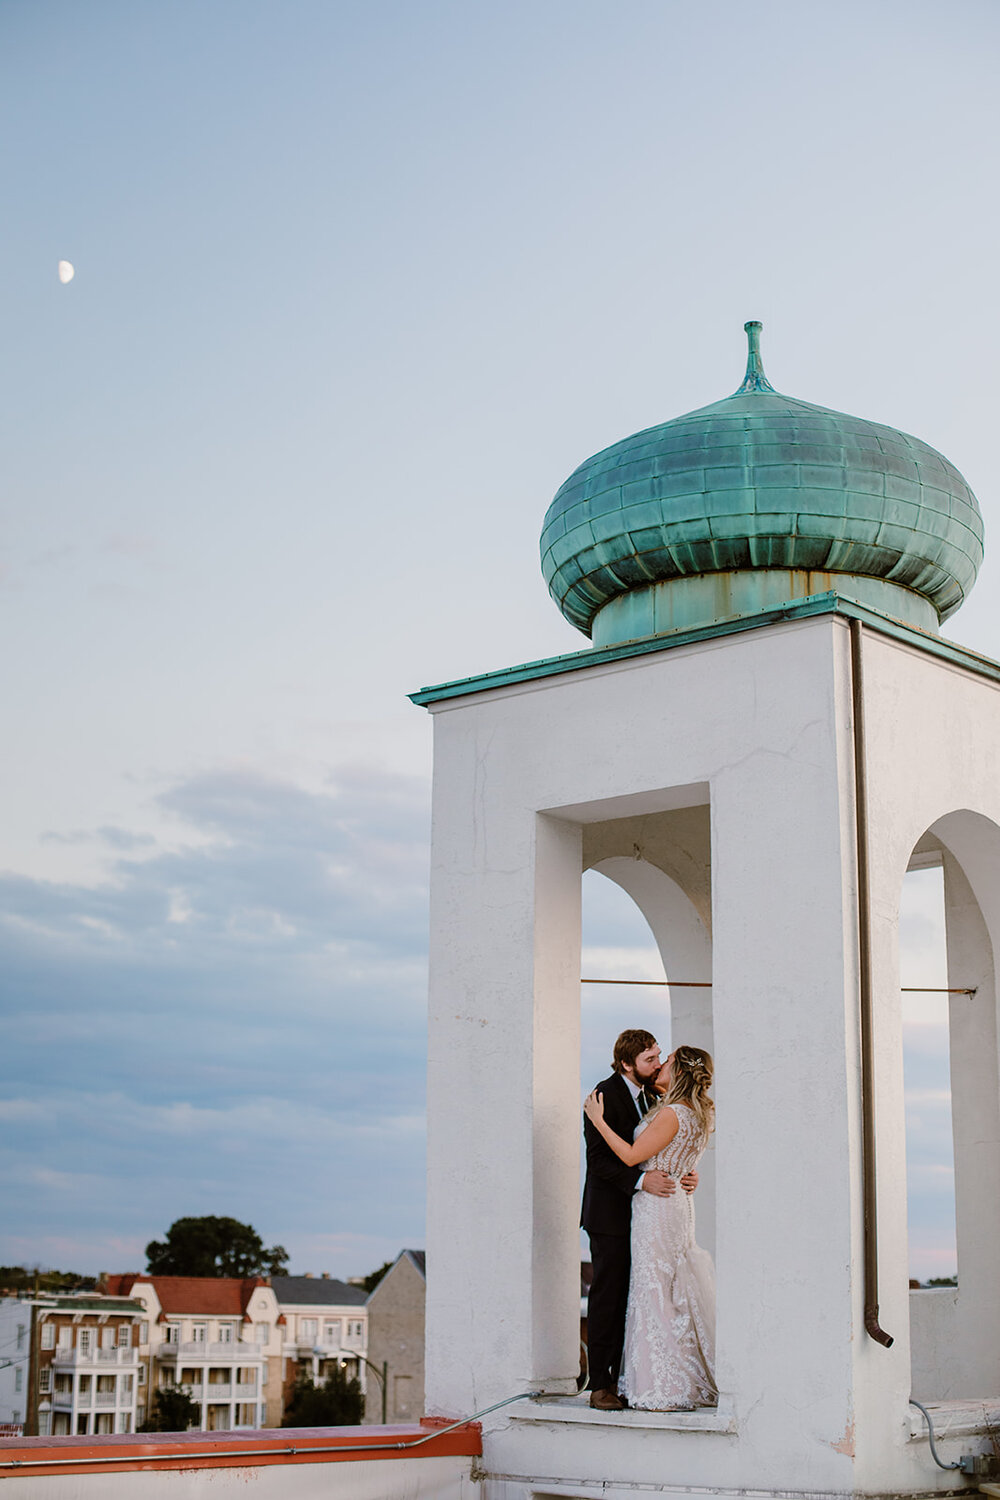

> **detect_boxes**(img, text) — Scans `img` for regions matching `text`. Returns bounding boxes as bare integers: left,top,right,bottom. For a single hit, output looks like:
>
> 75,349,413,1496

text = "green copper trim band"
409,591,1000,707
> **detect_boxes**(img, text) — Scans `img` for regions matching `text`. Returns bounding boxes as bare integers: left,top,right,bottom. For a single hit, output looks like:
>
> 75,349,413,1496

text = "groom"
582,1028,698,1411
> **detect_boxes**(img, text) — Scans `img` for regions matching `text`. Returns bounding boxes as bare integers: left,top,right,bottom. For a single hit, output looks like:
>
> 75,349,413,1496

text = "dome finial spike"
734,319,775,394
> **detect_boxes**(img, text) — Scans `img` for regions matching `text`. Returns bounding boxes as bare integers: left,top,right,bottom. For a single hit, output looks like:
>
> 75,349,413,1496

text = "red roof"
101,1275,268,1316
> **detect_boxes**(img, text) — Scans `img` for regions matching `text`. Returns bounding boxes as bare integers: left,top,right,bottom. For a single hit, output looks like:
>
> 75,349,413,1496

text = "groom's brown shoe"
589,1388,624,1411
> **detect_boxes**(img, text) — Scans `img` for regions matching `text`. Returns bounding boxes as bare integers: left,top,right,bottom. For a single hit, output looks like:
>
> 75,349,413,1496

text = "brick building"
0,1292,145,1436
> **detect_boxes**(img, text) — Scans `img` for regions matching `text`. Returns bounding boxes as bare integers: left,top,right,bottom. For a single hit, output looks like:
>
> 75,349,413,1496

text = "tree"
145,1217,288,1278
138,1387,201,1432
360,1259,393,1294
281,1367,363,1427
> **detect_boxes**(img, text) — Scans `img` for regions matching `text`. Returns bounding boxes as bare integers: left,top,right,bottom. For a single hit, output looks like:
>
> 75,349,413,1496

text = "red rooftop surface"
100,1273,268,1316
0,1421,482,1478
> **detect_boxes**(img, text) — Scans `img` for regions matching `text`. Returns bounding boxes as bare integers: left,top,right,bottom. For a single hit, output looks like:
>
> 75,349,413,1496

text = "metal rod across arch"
580,978,975,994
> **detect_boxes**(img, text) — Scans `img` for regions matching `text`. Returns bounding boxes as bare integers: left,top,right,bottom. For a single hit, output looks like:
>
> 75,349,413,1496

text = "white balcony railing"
53,1347,136,1368
234,1383,257,1398
160,1341,262,1360
94,1392,116,1407
204,1385,232,1399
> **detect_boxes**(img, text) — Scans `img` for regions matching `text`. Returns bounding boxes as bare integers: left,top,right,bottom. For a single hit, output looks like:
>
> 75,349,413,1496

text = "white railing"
161,1341,261,1360
205,1384,232,1399
235,1382,257,1398
54,1347,136,1367
94,1392,116,1407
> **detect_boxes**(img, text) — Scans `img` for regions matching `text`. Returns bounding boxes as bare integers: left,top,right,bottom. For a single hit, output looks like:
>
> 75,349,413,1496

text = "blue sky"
2,0,997,1280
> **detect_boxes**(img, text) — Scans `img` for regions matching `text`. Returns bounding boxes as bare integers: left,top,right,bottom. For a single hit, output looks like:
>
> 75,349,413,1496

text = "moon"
57,261,75,284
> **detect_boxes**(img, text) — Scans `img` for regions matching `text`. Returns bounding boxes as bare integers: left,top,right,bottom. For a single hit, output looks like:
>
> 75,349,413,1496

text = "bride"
584,1045,717,1411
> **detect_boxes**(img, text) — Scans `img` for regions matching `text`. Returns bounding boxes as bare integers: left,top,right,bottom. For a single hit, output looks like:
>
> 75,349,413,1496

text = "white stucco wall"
422,609,1000,1498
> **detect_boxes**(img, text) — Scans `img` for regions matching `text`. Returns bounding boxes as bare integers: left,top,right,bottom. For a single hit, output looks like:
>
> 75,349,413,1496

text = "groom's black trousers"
586,1232,631,1392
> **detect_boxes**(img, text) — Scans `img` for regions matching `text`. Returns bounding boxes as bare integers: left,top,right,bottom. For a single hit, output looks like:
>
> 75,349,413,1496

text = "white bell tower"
412,326,1000,1498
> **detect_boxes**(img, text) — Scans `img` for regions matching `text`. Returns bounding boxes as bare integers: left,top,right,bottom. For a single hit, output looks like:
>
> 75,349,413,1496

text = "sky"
2,0,998,1282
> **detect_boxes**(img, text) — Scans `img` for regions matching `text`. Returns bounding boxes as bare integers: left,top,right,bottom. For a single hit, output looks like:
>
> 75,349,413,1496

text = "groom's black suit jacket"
581,1072,643,1237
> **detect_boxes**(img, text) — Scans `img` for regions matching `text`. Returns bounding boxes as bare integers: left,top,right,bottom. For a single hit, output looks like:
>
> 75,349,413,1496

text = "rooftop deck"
0,1420,481,1498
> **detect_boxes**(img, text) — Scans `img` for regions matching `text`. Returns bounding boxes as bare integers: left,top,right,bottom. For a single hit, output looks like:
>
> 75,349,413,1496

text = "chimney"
304,1272,313,1278
321,1272,330,1280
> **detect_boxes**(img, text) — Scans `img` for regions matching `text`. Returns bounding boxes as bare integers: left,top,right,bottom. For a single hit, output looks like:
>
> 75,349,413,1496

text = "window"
348,1321,363,1339
323,1321,339,1343
78,1330,93,1358
139,1321,149,1343
218,1323,234,1344
164,1324,179,1345
41,1323,55,1350
78,1374,91,1398
14,1368,23,1392
192,1324,206,1345
101,1327,114,1350
299,1318,317,1342
117,1324,130,1347
95,1413,113,1434
137,1364,146,1385
38,1368,51,1393
255,1323,268,1343
76,1414,89,1435
121,1374,133,1399
57,1327,71,1349
118,1412,132,1433
16,1324,26,1350
136,1405,146,1427
54,1374,72,1395
38,1413,52,1437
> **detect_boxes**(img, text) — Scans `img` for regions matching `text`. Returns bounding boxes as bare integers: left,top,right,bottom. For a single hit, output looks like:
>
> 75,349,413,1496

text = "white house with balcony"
271,1274,368,1408
101,1275,283,1429
0,1291,144,1436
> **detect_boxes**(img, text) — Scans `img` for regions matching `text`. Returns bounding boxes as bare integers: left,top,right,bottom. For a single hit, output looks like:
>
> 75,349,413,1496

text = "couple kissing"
582,1028,718,1413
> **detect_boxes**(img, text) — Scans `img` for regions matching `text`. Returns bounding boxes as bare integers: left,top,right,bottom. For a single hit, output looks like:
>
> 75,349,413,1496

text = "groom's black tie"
637,1088,652,1115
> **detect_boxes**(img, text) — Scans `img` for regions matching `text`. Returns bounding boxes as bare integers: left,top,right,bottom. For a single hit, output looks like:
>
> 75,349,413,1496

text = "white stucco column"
424,711,582,1416
709,680,860,1490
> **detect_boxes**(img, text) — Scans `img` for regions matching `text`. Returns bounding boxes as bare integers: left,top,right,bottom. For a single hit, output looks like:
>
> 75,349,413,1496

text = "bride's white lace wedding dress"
619,1101,717,1410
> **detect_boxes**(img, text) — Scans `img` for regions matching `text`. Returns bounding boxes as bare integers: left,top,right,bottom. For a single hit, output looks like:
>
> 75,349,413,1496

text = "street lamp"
354,1354,388,1425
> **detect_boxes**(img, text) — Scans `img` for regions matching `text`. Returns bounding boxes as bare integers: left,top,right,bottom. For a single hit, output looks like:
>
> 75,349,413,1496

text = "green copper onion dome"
540,323,983,645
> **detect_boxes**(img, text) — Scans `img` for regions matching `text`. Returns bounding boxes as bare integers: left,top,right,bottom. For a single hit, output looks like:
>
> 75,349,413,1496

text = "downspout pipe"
849,618,893,1348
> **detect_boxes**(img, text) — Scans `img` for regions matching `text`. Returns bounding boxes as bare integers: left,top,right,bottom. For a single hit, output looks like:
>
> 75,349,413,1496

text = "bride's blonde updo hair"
660,1045,715,1142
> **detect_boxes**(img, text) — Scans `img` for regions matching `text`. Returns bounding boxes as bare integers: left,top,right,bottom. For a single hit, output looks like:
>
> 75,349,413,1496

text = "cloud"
0,763,430,1277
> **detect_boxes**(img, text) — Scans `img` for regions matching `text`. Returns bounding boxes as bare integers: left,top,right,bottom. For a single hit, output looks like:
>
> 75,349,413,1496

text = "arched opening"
900,864,956,1286
903,811,1000,1402
576,801,714,1398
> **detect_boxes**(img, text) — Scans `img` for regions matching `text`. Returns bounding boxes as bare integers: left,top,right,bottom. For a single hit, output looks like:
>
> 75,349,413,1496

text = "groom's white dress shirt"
622,1074,647,1193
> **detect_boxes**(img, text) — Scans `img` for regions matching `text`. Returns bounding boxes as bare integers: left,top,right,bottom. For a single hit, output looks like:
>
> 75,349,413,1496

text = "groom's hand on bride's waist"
639,1170,699,1197
640,1170,676,1196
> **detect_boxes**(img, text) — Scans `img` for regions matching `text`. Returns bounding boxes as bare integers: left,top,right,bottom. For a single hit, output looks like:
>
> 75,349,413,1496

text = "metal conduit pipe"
850,618,893,1348
909,1400,962,1470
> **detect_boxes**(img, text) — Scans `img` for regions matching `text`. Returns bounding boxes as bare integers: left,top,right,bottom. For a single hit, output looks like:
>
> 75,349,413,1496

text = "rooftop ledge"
0,1420,482,1477
514,1392,736,1432
409,591,1000,708
908,1398,1000,1442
